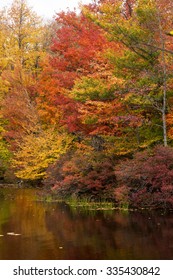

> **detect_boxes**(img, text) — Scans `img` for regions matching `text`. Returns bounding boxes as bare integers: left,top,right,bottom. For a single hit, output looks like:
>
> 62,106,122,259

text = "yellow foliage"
167,30,173,36
0,0,46,73
13,128,73,180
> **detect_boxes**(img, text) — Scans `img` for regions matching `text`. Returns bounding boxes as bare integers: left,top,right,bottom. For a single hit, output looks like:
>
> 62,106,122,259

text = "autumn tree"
0,0,45,72
0,0,49,149
84,0,173,147
0,1,40,129
36,10,116,132
36,6,144,158
50,10,109,85
13,127,73,181
0,0,50,179
1,66,39,150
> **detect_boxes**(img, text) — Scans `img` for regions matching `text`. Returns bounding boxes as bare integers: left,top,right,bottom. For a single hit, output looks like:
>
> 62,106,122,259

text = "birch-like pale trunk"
157,9,168,147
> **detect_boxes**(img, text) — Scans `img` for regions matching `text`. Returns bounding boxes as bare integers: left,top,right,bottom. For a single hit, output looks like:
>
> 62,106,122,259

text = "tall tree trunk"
162,77,167,147
157,9,168,147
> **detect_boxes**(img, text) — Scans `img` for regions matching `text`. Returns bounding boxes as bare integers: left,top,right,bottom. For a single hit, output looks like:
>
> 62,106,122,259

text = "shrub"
44,151,117,201
115,146,173,209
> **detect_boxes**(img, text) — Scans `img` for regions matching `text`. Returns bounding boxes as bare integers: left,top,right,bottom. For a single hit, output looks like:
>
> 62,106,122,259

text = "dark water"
0,187,173,260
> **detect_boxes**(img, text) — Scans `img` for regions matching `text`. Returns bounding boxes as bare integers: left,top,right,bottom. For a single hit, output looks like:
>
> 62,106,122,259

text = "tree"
13,128,73,180
84,0,173,147
49,10,111,88
0,0,47,150
1,66,39,150
36,10,116,132
36,6,146,156
1,0,44,72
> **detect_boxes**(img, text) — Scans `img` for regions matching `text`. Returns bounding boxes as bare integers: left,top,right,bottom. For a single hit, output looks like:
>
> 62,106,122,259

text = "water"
0,187,173,260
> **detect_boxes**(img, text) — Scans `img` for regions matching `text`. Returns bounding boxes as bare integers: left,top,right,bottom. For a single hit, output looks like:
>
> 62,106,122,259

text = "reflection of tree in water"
127,211,173,259
45,204,173,260
0,189,5,200
0,188,58,260
45,203,118,259
1,188,173,259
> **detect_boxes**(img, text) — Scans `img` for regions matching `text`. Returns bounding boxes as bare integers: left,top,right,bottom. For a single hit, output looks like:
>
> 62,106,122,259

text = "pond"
0,187,173,260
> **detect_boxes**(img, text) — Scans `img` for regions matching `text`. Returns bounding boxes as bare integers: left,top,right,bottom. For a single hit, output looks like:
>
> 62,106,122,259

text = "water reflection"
0,188,173,260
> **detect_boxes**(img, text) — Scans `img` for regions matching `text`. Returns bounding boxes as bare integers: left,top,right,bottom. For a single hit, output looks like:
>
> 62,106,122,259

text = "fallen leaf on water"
7,232,21,236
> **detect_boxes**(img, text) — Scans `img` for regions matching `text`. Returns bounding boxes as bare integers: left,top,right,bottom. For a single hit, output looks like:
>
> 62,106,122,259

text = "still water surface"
0,187,173,260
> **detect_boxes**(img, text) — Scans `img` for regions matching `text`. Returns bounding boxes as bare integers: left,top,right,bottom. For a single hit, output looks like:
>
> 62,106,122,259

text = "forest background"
0,0,173,209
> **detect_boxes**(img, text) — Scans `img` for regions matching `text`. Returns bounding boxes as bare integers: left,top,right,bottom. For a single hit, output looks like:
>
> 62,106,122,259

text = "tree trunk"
157,9,168,147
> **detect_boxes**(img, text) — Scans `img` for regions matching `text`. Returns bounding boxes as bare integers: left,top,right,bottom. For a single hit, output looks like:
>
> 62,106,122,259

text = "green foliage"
0,139,11,177
85,0,173,148
0,119,11,177
66,197,114,211
71,76,116,102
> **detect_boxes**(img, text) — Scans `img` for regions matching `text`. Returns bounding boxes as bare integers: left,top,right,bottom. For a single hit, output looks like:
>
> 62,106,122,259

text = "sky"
0,0,93,19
